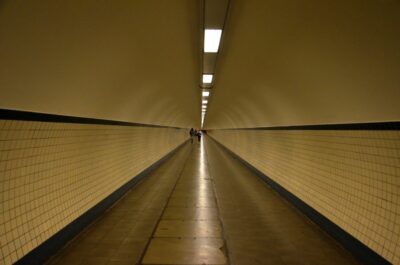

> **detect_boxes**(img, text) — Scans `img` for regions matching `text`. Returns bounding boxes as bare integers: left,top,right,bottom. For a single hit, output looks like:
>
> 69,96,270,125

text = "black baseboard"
209,136,391,265
15,140,189,265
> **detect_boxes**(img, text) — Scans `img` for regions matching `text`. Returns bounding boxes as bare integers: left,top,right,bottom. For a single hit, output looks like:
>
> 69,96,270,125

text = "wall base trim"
209,136,390,265
15,140,189,265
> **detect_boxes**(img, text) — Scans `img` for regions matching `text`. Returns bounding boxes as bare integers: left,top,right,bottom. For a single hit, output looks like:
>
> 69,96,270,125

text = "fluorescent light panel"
202,74,213,84
204,29,222,53
202,91,210,97
202,100,208,104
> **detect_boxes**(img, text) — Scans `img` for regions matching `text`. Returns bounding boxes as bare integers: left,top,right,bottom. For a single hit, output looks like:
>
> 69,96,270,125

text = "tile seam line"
203,138,232,265
137,143,193,265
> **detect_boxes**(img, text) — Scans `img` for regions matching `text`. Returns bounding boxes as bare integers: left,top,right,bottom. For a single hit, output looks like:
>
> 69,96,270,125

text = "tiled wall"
208,129,400,264
0,119,187,265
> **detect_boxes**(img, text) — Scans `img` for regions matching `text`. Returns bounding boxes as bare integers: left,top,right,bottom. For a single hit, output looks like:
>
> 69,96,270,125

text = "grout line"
203,137,232,265
137,143,193,264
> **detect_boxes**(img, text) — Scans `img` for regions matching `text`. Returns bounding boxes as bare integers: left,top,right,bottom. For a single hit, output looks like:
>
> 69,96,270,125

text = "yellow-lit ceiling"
1,0,399,129
0,0,201,128
205,0,400,129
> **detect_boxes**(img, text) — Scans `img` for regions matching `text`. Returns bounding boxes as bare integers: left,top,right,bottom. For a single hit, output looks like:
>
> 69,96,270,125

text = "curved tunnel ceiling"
1,0,399,130
0,0,201,128
205,0,400,129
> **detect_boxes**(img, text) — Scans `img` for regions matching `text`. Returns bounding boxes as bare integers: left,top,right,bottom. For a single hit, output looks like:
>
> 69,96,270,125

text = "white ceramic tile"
209,129,400,264
0,120,187,265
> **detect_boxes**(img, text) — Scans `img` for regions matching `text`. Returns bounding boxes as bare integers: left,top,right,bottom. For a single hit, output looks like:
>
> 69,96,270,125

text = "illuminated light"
202,74,213,84
202,100,208,104
204,29,222,53
202,91,210,97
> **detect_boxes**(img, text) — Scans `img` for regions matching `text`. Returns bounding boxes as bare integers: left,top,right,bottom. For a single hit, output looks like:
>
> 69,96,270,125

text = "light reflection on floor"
142,140,228,264
49,138,360,265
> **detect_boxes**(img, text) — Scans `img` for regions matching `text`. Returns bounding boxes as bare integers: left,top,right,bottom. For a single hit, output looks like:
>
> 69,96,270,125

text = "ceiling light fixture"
202,91,210,97
204,29,222,53
202,74,213,84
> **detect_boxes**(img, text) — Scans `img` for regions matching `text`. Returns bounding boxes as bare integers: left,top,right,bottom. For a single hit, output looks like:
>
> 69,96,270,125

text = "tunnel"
0,1,399,265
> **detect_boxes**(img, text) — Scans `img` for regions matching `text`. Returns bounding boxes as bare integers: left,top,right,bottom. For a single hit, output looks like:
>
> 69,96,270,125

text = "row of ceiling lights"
201,29,222,127
200,0,230,128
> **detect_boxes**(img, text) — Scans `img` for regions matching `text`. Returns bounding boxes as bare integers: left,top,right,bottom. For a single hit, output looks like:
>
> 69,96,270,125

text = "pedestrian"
197,130,202,142
189,128,195,144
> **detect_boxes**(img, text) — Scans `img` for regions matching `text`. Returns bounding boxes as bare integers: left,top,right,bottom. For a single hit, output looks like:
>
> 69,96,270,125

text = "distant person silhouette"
189,128,195,144
197,130,201,142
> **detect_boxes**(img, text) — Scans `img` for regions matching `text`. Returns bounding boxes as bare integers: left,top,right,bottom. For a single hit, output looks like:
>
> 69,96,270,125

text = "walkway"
48,137,359,265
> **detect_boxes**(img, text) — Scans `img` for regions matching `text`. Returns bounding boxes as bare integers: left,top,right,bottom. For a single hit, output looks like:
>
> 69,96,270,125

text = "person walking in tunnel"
197,130,202,142
189,128,195,144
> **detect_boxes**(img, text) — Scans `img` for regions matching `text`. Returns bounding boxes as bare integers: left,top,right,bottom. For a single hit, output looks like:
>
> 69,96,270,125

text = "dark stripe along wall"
208,122,399,265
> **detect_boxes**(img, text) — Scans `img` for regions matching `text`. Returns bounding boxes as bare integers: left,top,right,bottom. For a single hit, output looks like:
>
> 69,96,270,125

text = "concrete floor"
47,137,360,265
